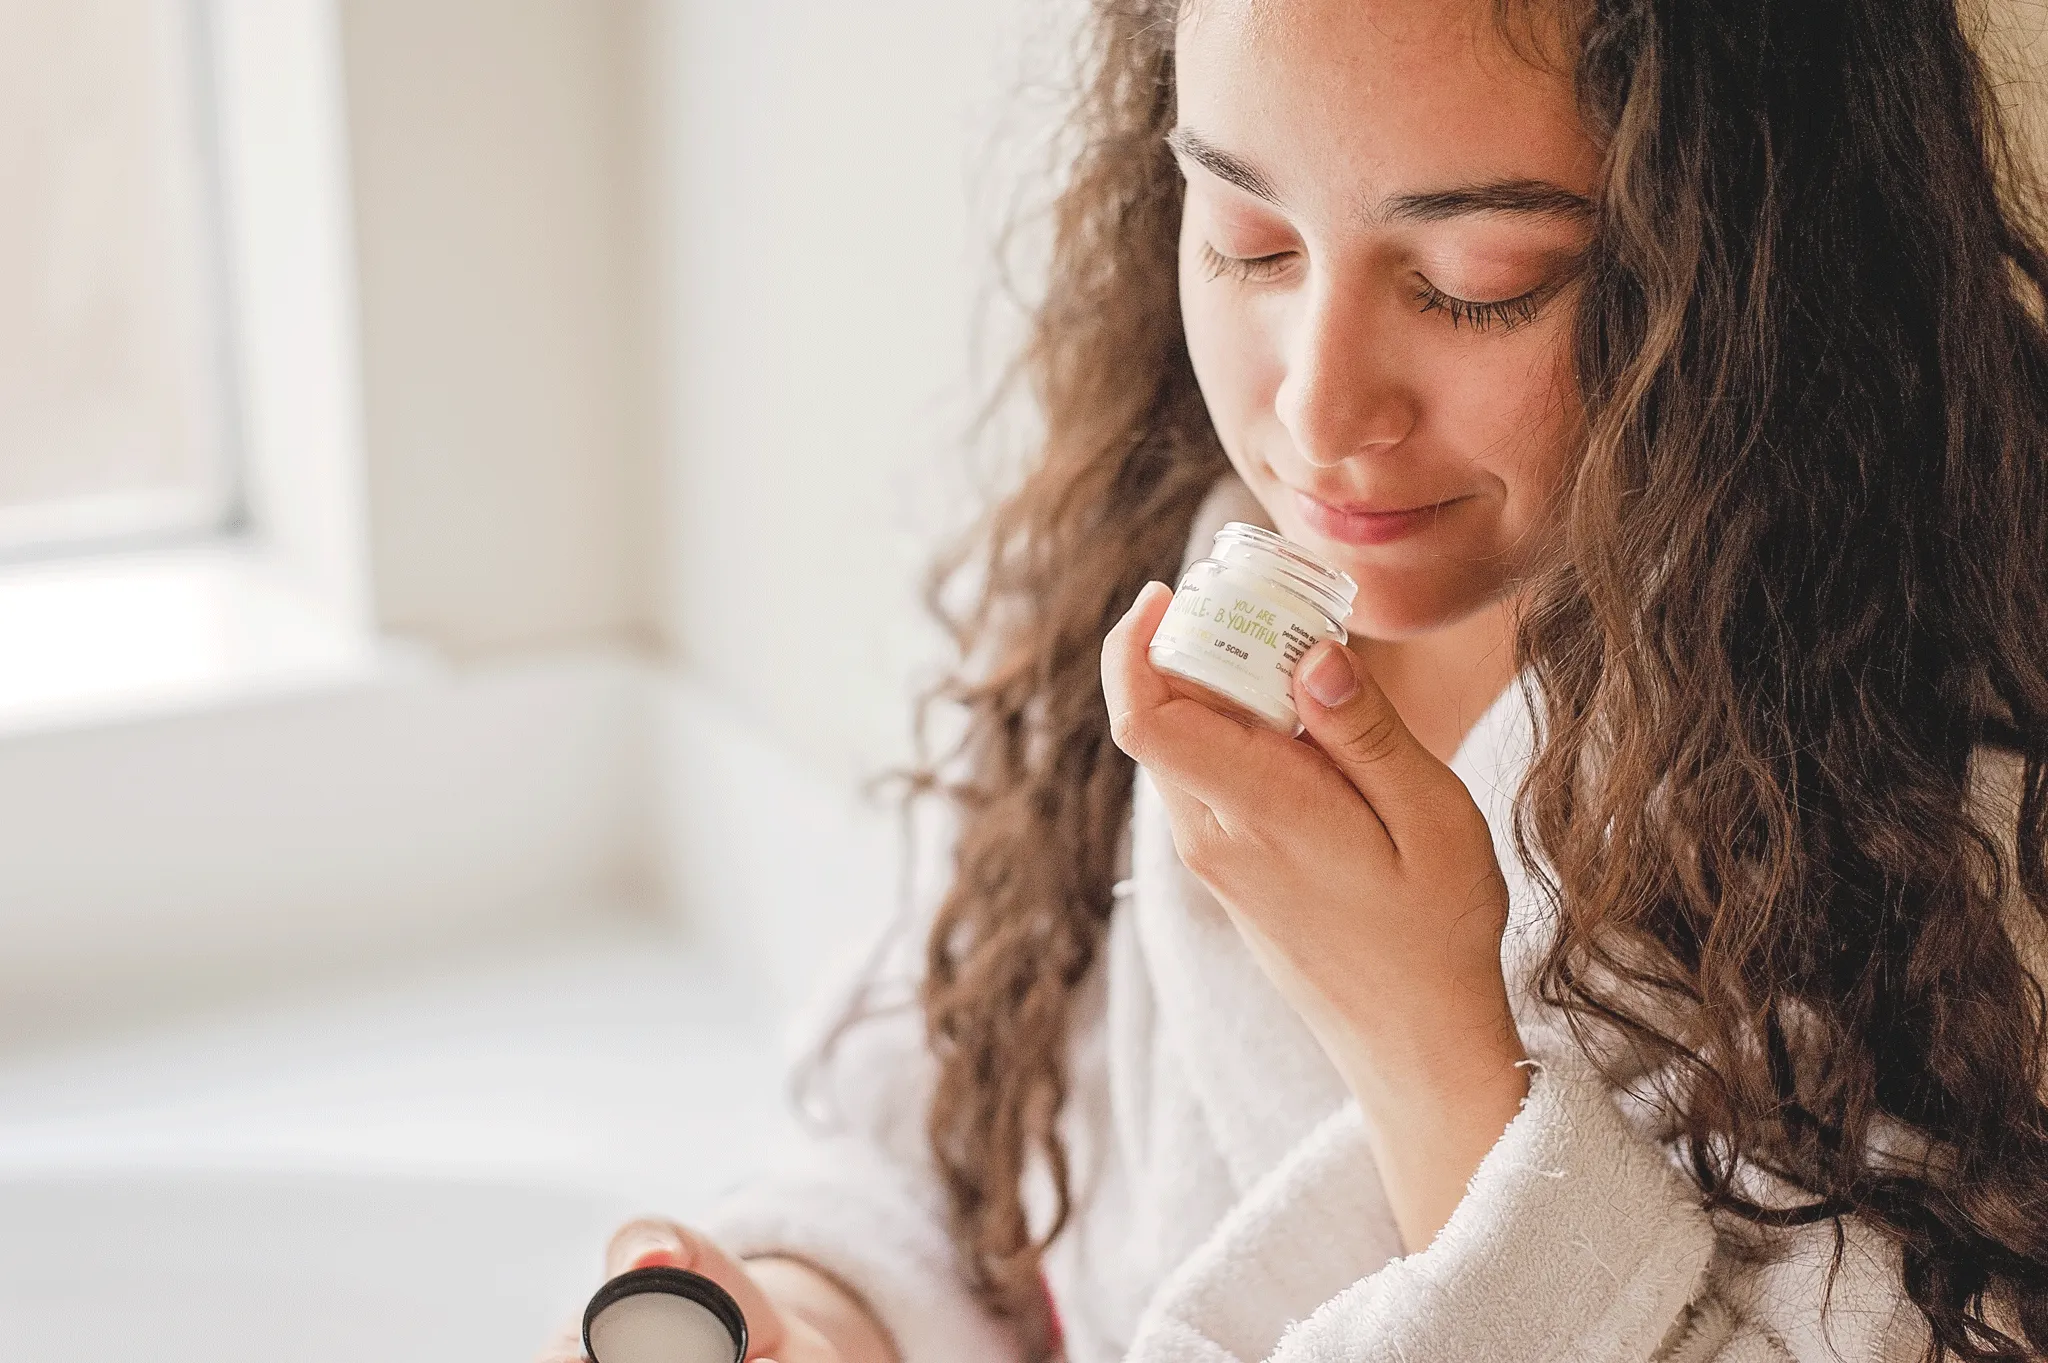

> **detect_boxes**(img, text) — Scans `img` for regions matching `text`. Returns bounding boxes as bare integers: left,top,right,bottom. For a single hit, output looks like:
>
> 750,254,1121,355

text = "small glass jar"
1147,522,1359,736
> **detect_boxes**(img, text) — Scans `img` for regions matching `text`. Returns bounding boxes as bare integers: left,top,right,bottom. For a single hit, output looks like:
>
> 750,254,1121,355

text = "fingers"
605,1216,699,1275
1102,581,1290,820
603,1218,788,1357
1100,580,1178,716
1291,640,1448,847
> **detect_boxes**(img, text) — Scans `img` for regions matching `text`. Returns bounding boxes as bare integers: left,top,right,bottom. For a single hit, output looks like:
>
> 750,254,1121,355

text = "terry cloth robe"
697,471,1988,1363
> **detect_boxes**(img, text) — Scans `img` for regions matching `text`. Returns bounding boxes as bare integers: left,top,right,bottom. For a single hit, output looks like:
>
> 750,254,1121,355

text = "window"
0,0,379,733
0,0,239,558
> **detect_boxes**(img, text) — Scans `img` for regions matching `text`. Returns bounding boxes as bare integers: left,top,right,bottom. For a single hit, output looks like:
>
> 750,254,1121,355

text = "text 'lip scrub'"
1147,521,1359,736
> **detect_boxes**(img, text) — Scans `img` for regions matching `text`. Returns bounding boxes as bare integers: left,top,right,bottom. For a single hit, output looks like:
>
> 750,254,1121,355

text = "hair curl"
1524,1,2048,1357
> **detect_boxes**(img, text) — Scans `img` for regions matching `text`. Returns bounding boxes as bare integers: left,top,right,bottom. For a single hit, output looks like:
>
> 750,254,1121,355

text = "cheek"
1429,325,1580,532
1343,324,1579,637
1179,244,1284,450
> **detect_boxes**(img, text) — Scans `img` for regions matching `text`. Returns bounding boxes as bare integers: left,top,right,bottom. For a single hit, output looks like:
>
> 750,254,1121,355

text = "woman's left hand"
1102,580,1530,1250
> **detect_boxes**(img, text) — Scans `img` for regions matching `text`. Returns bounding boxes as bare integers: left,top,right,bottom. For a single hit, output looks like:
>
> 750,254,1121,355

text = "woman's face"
1174,0,1598,640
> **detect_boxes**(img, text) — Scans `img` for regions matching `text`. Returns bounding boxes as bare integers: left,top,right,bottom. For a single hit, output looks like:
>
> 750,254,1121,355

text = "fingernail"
1301,646,1358,707
630,1248,686,1270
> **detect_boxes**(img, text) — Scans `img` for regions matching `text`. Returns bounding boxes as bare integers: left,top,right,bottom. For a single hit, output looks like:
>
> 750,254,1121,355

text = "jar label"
1151,561,1337,695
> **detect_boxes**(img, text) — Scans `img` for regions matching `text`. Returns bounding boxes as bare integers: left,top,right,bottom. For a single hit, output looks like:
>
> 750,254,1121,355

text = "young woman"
543,0,2048,1359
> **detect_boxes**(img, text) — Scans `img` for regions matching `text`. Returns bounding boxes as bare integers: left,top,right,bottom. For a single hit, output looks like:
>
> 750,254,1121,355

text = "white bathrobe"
698,475,1959,1363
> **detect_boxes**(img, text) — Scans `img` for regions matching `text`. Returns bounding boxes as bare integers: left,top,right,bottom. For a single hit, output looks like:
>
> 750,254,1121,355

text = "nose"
1272,274,1418,469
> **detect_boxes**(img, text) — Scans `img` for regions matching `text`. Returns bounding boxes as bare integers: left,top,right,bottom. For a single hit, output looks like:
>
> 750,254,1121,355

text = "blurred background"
7,3,2048,1361
0,1,1059,1358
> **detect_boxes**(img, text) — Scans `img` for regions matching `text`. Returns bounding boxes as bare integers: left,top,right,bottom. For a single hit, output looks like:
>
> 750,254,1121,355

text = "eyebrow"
1165,126,1593,224
1166,126,1281,202
1384,180,1593,222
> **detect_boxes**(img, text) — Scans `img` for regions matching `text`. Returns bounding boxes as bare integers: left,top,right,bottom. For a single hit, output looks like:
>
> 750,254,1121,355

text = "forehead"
1175,0,1595,212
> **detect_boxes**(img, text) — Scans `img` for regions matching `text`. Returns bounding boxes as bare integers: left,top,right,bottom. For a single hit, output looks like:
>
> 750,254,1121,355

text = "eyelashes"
1410,277,1546,333
1197,242,1553,334
1199,242,1294,285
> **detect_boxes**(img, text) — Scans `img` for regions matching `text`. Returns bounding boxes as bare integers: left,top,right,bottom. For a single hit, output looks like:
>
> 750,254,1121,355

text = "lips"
1290,487,1467,547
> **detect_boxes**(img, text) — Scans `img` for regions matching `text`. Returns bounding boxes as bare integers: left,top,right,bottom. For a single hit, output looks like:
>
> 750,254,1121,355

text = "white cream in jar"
1147,521,1359,736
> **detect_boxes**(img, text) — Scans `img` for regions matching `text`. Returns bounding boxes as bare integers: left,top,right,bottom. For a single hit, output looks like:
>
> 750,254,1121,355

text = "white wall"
643,0,1046,785
0,655,651,1043
337,0,1057,801
0,0,1072,1044
339,0,656,657
631,0,1067,1020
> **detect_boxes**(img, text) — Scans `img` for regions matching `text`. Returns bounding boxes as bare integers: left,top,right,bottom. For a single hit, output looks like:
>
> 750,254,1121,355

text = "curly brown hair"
802,1,2048,1358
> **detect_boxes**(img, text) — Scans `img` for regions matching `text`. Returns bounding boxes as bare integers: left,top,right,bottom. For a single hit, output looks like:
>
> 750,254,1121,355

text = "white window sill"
0,545,420,739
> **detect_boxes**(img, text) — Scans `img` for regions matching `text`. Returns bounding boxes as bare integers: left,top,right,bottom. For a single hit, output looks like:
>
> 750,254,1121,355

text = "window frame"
0,0,382,735
0,0,246,565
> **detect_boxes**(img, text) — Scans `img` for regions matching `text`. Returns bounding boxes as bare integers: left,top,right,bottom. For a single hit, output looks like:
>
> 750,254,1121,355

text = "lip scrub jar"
1147,522,1359,736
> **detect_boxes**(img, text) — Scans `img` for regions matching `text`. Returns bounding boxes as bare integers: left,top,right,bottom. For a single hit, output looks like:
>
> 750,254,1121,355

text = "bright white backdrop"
0,0,1061,1040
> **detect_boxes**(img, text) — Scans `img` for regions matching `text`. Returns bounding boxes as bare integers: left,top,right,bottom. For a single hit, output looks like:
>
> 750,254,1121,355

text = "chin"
1344,601,1458,643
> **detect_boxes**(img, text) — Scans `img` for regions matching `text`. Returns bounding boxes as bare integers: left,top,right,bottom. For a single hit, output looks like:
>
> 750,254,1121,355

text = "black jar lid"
582,1265,749,1363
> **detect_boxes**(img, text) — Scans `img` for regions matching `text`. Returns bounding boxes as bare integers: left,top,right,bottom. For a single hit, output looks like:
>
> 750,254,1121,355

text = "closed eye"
1412,277,1553,333
1199,242,1295,284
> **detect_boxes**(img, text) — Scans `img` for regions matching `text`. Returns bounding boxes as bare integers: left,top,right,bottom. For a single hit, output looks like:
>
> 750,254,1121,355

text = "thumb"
1292,640,1442,830
602,1219,789,1358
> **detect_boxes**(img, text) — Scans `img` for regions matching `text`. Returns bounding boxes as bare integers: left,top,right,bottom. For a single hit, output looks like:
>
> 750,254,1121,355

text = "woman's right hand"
534,1218,853,1363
